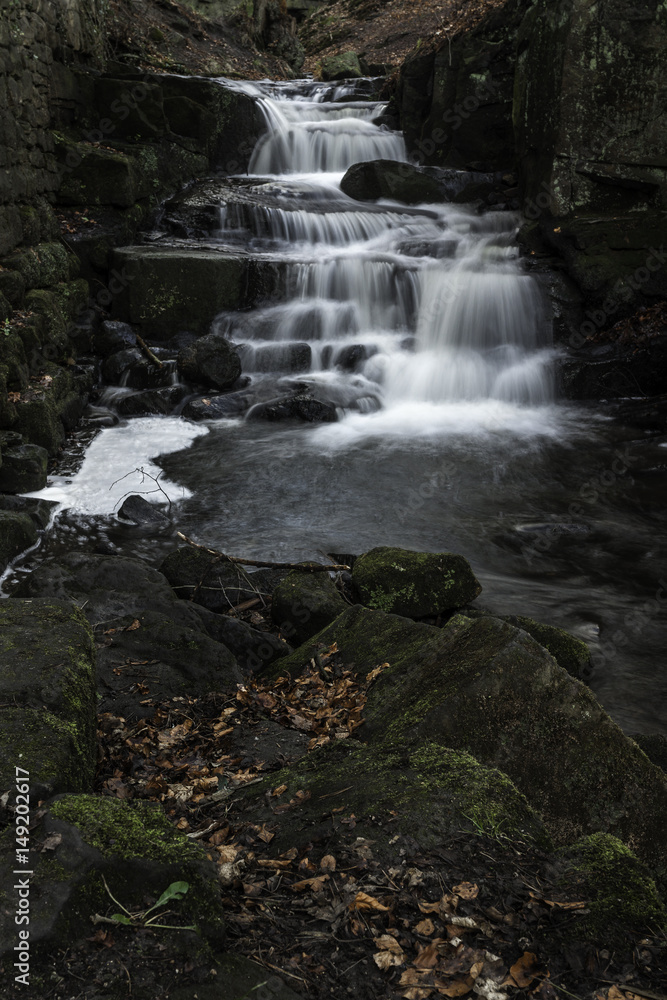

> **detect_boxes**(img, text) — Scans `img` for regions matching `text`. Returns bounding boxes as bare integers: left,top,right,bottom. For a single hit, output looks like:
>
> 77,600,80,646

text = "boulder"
12,551,205,629
246,391,337,423
181,392,250,421
96,610,241,717
340,160,500,205
271,568,347,645
196,606,292,674
352,546,482,617
266,606,667,871
0,442,49,493
0,511,37,570
0,794,226,974
115,385,189,417
117,494,171,527
234,738,549,858
321,51,363,80
557,833,666,944
101,347,173,389
0,495,57,529
94,319,137,357
0,599,96,801
160,546,277,614
178,333,242,390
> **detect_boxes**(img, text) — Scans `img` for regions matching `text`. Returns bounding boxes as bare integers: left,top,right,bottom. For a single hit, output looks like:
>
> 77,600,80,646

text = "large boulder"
271,568,347,645
320,51,363,80
0,599,96,801
0,511,37,571
246,391,338,423
340,160,499,205
160,546,281,615
0,794,226,977
0,442,48,494
177,332,242,390
266,606,667,872
234,738,549,858
352,546,482,617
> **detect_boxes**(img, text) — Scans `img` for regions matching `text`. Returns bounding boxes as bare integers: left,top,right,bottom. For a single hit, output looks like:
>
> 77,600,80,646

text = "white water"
215,77,554,422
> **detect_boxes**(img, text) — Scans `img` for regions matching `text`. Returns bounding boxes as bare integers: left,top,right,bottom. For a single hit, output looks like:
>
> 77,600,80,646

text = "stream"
15,78,667,737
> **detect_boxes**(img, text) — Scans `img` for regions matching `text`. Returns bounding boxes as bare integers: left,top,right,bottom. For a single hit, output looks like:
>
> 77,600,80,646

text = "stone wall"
0,0,108,257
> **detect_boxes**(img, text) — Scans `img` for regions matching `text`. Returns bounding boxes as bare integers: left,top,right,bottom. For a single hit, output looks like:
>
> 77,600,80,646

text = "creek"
18,78,667,737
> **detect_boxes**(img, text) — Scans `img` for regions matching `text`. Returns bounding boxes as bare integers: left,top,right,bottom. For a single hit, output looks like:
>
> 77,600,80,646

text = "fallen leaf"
503,953,545,989
320,854,336,870
374,949,405,969
291,874,329,892
434,977,473,997
349,891,390,913
414,940,444,969
374,934,403,954
40,833,62,851
415,918,436,936
271,783,288,797
453,882,479,900
125,619,141,631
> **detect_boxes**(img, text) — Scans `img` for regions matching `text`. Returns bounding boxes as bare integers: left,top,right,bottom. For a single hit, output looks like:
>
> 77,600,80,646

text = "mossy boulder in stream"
0,795,226,972
352,546,481,617
320,51,363,80
177,332,242,390
0,599,96,801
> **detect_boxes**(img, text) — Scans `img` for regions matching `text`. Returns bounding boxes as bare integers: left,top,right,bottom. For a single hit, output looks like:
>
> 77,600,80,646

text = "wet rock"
101,347,173,389
0,599,96,802
0,511,38,571
160,545,275,614
237,341,311,374
0,495,57,529
181,392,250,421
246,391,337,423
96,610,241,717
94,319,137,357
341,159,498,205
117,494,171,527
271,568,347,645
12,551,205,629
352,546,482,617
0,794,225,974
178,332,242,390
631,733,667,775
0,441,48,493
115,384,189,417
335,343,371,371
321,51,363,80
196,606,292,674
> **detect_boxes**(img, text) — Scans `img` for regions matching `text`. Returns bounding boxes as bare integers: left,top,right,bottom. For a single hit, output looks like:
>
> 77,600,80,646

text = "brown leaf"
414,940,444,969
434,977,473,997
452,882,478,900
374,950,405,969
374,934,403,954
271,783,288,797
349,891,390,913
320,854,336,870
291,874,330,892
40,833,62,851
503,953,545,989
125,619,141,631
415,918,436,936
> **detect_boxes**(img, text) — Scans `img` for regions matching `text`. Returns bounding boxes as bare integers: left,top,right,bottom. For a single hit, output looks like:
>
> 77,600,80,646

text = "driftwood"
136,334,164,369
176,532,350,572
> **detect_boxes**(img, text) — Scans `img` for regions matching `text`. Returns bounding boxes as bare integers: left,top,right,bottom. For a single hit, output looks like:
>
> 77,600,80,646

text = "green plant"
3,319,11,337
95,877,196,931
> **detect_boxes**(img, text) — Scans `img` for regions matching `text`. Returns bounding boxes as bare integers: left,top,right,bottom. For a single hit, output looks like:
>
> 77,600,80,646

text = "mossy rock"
361,613,667,871
13,391,65,455
0,442,49,494
160,545,274,614
352,546,482,617
177,332,242,390
320,51,363,80
271,568,347,645
0,510,37,569
235,738,550,857
558,833,666,944
465,610,592,681
0,599,96,799
0,794,226,971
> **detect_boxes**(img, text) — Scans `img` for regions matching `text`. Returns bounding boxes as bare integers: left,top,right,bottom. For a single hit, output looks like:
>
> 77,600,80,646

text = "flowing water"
16,79,667,736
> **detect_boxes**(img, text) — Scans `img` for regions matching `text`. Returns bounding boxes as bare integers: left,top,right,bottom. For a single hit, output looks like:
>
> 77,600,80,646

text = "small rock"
246,391,337,423
117,494,171,526
178,332,242,390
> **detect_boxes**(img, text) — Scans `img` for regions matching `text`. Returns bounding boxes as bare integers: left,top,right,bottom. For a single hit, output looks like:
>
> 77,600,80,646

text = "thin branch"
136,334,164,369
176,533,350,572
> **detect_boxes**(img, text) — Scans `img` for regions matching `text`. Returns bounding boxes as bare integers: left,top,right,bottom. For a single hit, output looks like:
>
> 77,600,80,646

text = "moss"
51,795,197,863
0,706,94,793
559,833,666,943
352,546,482,618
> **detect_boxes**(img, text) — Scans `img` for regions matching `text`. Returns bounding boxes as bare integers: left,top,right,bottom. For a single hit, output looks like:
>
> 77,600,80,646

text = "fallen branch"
176,533,350,572
136,334,164,369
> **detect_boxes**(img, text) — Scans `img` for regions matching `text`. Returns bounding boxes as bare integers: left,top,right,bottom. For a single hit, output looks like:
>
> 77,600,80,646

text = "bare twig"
176,533,350,572
110,467,172,512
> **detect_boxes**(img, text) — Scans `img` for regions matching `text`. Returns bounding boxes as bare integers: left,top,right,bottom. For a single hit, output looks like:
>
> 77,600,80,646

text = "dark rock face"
117,494,171,526
397,1,531,171
196,606,292,674
0,511,37,571
246,391,338,423
0,442,48,493
178,333,242,390
271,569,347,645
160,545,282,615
0,599,96,801
341,159,501,205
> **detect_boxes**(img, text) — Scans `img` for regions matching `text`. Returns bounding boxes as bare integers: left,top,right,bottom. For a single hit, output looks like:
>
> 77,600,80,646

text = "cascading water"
20,76,667,737
217,78,553,416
